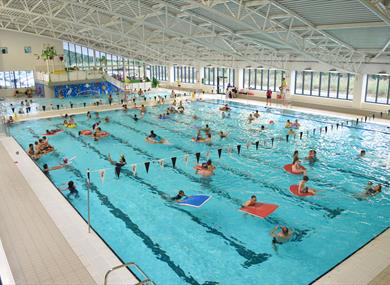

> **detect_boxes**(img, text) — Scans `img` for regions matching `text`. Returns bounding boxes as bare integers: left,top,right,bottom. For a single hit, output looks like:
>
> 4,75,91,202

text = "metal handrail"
104,261,155,285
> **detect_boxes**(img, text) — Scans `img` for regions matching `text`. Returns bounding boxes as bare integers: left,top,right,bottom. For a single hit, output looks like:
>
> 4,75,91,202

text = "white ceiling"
0,0,389,72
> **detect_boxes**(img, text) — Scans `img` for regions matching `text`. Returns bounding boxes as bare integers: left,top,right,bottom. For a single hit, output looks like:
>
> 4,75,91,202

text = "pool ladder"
104,261,155,285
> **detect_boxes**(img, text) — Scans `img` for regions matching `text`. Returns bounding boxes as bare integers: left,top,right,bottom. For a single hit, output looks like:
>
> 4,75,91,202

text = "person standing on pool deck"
266,89,272,106
108,94,113,105
298,176,316,195
270,225,293,251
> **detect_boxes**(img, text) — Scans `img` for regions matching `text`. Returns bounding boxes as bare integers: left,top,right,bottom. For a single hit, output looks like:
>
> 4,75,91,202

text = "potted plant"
151,77,159,88
41,46,57,75
99,56,107,71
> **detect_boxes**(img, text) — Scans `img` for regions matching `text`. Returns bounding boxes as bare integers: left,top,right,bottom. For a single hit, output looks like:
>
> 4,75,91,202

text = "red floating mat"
283,164,306,175
289,185,315,197
239,203,278,218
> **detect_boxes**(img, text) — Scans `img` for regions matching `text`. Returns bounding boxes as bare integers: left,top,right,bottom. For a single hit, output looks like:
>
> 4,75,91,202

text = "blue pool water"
9,100,390,284
2,90,170,115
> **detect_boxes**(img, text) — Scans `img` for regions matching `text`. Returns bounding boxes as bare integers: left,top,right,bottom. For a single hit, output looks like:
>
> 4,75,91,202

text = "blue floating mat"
178,195,211,208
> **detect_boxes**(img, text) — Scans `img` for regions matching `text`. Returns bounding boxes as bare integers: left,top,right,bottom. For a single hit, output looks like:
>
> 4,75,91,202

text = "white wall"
0,30,63,71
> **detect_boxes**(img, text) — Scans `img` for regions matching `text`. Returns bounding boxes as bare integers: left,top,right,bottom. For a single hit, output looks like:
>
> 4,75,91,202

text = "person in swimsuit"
305,150,317,165
172,190,187,202
254,110,260,118
266,89,272,106
248,114,255,123
108,154,127,178
243,195,257,207
360,150,366,157
298,176,316,194
285,120,292,128
270,225,293,251
219,131,227,138
87,111,91,119
133,114,139,121
202,124,211,134
62,181,79,198
292,157,306,175
27,143,38,159
365,184,382,197
104,116,110,123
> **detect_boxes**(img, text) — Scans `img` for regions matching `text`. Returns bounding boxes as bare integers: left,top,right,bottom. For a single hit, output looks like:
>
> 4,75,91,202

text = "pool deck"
1,92,389,285
0,137,138,285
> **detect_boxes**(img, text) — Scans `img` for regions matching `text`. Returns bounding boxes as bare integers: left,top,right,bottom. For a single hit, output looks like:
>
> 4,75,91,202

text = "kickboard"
289,185,314,197
283,164,306,175
240,203,278,218
178,195,211,208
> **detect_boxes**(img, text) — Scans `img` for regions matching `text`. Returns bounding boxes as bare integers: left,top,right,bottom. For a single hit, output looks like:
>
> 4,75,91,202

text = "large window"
0,71,34,89
63,41,145,81
365,74,390,104
173,65,196,84
294,71,355,100
203,67,235,89
147,65,168,81
242,68,285,91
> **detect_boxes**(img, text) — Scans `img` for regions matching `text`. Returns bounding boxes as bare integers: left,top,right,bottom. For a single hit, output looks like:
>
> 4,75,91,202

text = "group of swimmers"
285,119,301,135
27,136,54,160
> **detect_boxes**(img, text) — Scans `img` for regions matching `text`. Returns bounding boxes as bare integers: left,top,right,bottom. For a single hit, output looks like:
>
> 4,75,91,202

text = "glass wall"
242,68,286,91
203,67,235,91
63,41,145,81
294,71,355,100
365,74,390,104
0,71,34,89
146,65,168,81
173,65,196,84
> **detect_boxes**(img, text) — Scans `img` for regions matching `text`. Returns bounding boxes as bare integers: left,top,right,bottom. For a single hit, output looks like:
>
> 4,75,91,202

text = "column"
352,73,364,109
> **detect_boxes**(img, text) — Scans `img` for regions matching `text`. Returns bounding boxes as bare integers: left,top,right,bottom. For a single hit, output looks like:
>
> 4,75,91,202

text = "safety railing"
104,261,155,285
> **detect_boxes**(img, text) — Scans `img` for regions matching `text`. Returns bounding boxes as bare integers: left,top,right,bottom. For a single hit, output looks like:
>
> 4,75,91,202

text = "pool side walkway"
0,137,138,285
313,228,390,285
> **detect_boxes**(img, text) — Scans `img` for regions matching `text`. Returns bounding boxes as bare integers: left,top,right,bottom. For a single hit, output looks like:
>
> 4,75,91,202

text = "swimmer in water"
243,195,257,207
172,190,187,202
248,113,255,123
104,116,110,123
108,154,127,178
202,124,211,134
253,110,260,118
285,120,292,128
360,150,366,157
270,225,293,251
133,114,139,121
298,176,316,195
292,157,307,175
305,150,317,165
62,181,79,198
219,131,227,138
221,111,225,119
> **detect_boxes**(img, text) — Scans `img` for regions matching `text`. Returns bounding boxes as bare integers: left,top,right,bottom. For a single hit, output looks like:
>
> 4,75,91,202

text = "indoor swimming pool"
9,100,390,285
